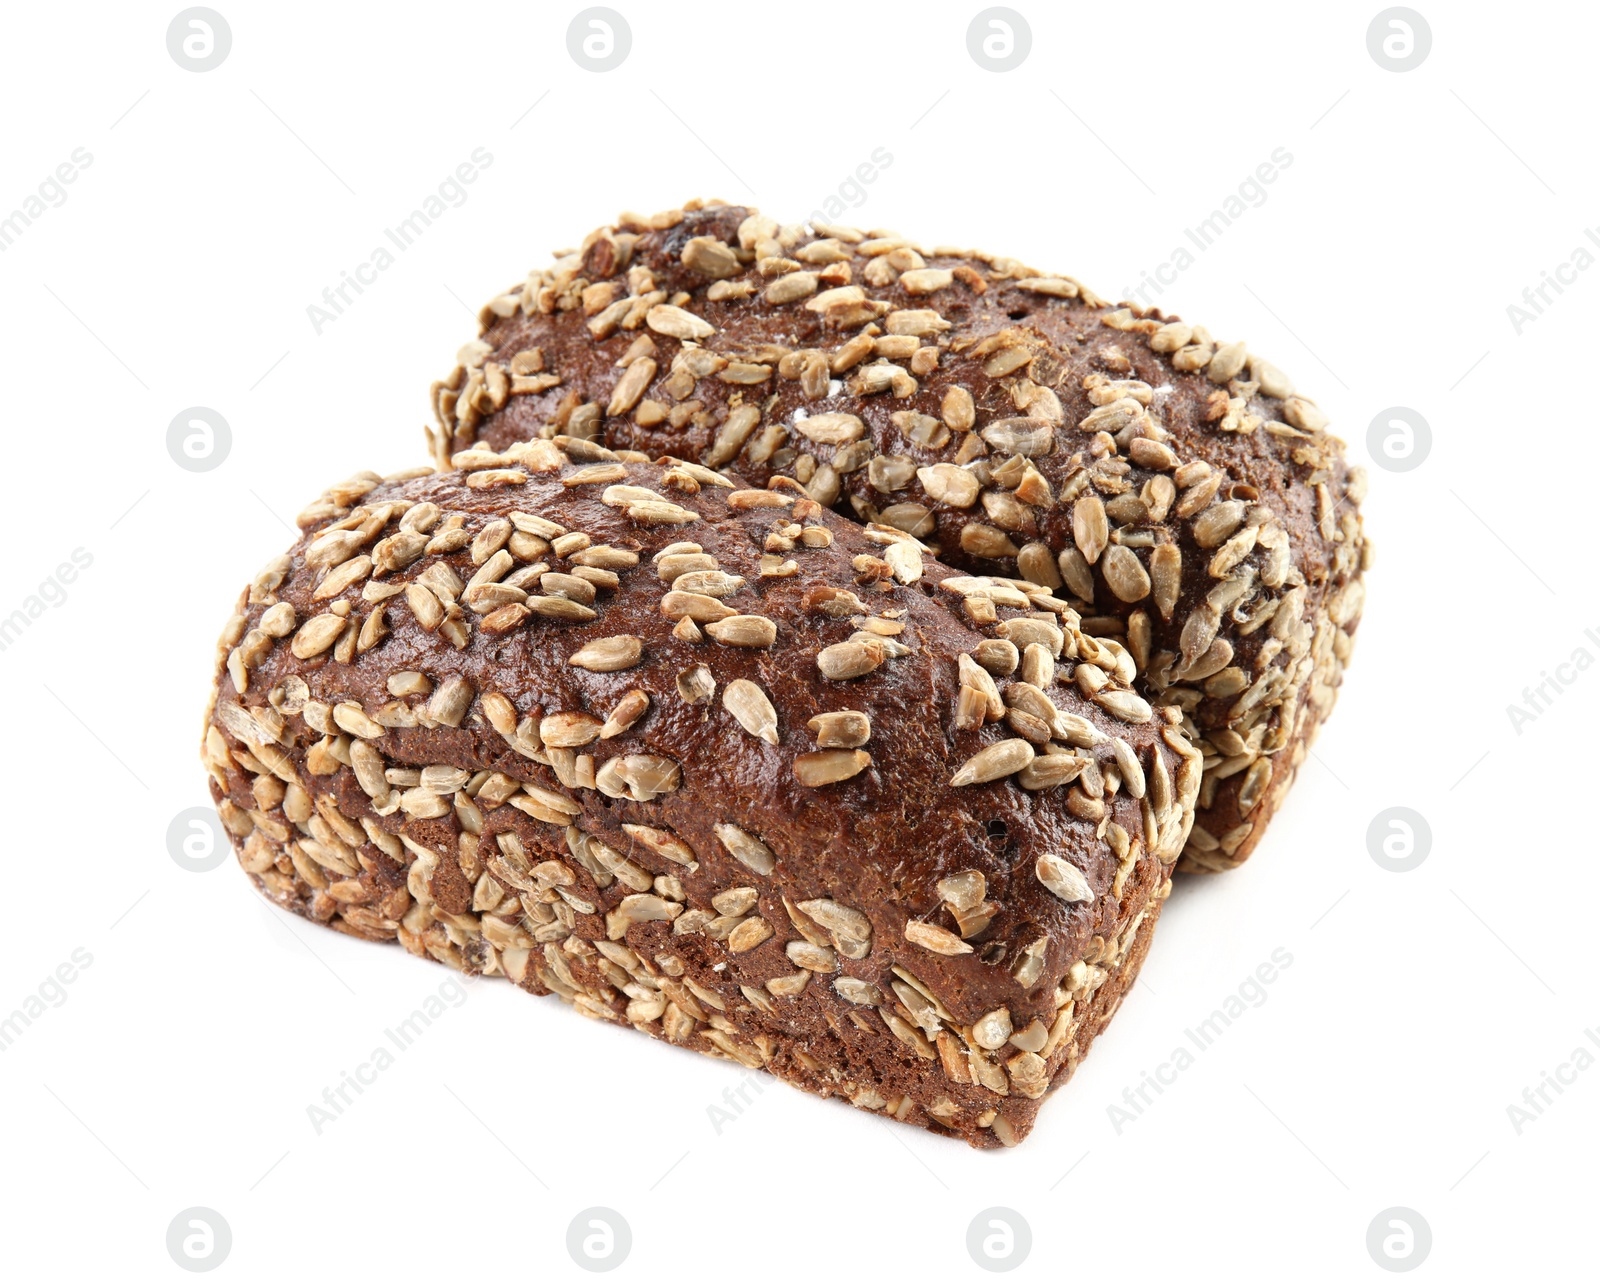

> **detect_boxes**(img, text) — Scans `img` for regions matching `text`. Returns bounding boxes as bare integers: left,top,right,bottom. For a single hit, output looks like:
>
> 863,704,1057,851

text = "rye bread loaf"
202,452,1196,1147
426,200,1369,872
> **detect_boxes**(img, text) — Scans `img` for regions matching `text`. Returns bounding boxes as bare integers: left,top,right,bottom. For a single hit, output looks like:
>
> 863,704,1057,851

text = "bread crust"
429,201,1368,870
203,456,1194,1146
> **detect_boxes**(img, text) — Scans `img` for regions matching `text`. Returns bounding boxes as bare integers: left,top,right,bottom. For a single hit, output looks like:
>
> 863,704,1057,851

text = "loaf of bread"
202,452,1196,1146
426,200,1368,872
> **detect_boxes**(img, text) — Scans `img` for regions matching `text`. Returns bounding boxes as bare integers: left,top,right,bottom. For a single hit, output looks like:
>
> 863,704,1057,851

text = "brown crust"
428,201,1368,871
203,456,1196,1147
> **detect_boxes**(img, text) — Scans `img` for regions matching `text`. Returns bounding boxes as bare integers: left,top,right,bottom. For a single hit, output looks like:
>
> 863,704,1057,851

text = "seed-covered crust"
203,455,1196,1147
428,200,1369,872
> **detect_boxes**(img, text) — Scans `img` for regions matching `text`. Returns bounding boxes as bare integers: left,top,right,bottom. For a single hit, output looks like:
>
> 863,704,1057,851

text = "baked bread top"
425,200,1367,869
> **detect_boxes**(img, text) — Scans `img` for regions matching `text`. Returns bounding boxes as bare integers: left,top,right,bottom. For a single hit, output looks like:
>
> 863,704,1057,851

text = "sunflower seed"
670,569,745,598
1017,753,1088,790
595,754,682,802
425,676,473,728
798,899,872,953
1078,398,1143,435
349,740,390,800
995,618,1063,656
1209,526,1259,577
951,738,1034,786
1016,273,1082,298
834,977,881,1006
1073,495,1109,564
661,591,736,622
960,524,1020,559
681,236,741,278
972,639,1019,676
882,540,923,584
793,749,871,786
1192,501,1245,548
712,887,758,918
1036,854,1092,903
787,941,837,972
1093,688,1153,723
312,556,371,600
1150,544,1182,620
1019,642,1054,688
972,1007,1013,1050
526,595,597,621
626,499,701,526
795,412,865,444
904,919,973,956
621,822,695,866
817,639,885,680
899,267,953,293
569,635,644,672
291,613,347,658
677,664,716,704
606,358,657,416
646,304,715,340
1150,322,1192,351
808,710,871,747
728,917,774,953
540,711,603,747
722,679,780,744
931,875,985,920
1207,340,1249,383
705,615,777,648
1112,737,1146,799
917,463,980,508
1237,757,1272,814
1102,545,1151,602
980,418,1055,457
332,701,383,740
1002,680,1057,727
656,552,718,581
765,271,818,304
715,823,776,875
706,406,762,468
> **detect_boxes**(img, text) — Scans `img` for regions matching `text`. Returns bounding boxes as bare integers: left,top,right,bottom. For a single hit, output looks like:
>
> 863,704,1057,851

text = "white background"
0,1,1591,1276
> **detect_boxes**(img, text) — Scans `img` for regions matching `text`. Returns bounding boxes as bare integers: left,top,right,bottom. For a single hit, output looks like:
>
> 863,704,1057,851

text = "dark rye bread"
202,454,1197,1148
426,199,1369,872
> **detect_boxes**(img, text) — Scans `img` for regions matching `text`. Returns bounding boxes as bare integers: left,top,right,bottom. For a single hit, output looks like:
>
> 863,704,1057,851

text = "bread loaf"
427,200,1368,872
202,453,1196,1147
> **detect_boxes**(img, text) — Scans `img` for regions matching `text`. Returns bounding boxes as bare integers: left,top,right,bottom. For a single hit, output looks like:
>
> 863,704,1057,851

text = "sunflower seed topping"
817,639,885,680
569,635,644,672
905,920,972,955
705,615,777,648
793,749,871,787
722,679,780,744
1036,854,1092,904
951,739,1034,786
715,823,776,875
808,710,871,747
